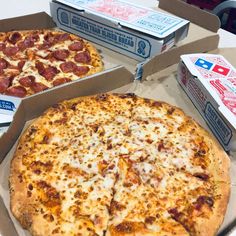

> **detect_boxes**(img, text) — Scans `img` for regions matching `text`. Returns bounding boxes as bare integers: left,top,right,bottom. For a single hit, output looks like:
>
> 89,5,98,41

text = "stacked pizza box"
0,0,235,236
178,54,236,151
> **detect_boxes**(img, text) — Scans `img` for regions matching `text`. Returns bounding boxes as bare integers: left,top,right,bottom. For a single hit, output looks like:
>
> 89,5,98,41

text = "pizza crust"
9,117,50,234
193,132,230,236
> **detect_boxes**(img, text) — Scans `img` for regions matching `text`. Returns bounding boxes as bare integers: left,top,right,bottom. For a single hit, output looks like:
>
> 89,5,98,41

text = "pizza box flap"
158,0,220,33
55,0,189,39
0,12,56,32
0,197,17,236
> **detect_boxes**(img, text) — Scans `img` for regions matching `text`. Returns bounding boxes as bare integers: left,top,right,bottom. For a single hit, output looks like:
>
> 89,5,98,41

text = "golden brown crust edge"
9,115,53,235
193,130,230,236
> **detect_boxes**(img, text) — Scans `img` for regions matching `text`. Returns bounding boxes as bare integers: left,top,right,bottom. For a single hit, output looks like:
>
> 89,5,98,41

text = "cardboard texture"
0,12,56,32
0,0,220,104
0,48,236,236
0,0,220,78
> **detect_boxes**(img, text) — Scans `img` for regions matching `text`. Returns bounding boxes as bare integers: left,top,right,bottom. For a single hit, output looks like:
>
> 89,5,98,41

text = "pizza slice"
106,157,191,236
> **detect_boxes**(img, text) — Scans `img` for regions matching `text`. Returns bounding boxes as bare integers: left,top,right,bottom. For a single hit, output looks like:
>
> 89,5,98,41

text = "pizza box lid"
180,54,236,131
0,48,235,236
54,0,189,39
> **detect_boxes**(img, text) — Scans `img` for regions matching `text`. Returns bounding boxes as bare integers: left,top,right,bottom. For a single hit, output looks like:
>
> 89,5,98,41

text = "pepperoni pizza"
9,93,230,236
0,30,103,97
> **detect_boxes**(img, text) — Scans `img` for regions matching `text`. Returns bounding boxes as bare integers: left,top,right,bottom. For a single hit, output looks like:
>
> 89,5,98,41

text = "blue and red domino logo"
195,58,230,76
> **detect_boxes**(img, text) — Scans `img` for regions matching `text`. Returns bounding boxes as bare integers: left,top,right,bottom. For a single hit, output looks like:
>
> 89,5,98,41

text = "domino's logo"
195,58,230,76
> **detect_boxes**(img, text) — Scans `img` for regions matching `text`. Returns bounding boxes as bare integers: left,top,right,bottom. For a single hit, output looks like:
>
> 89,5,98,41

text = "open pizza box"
0,0,220,132
0,47,236,236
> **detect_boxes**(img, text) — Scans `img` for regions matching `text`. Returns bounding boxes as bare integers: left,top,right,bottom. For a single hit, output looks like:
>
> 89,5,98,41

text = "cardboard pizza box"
177,53,236,151
50,0,190,62
0,48,235,236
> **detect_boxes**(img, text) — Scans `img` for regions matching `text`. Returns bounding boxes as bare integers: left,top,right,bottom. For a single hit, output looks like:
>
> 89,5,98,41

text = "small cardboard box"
177,54,236,151
50,0,190,61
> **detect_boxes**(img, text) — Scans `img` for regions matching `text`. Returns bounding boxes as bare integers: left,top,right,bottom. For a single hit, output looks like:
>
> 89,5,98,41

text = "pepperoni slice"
18,60,26,71
53,77,71,86
73,66,89,76
44,32,55,44
5,86,27,97
55,33,70,42
0,58,8,70
35,61,45,75
0,43,6,51
8,32,22,44
0,77,10,93
17,41,26,51
24,36,35,47
18,36,35,51
74,51,91,63
30,82,48,93
19,75,35,87
68,41,83,51
38,41,53,50
30,33,40,42
42,66,59,81
59,61,76,73
52,49,70,61
3,46,19,57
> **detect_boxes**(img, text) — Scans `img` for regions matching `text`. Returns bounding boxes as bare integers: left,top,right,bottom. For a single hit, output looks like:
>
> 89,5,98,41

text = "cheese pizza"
9,93,230,236
0,30,103,97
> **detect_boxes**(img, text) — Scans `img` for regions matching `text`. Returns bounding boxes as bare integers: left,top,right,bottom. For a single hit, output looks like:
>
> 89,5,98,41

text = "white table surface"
0,0,236,48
